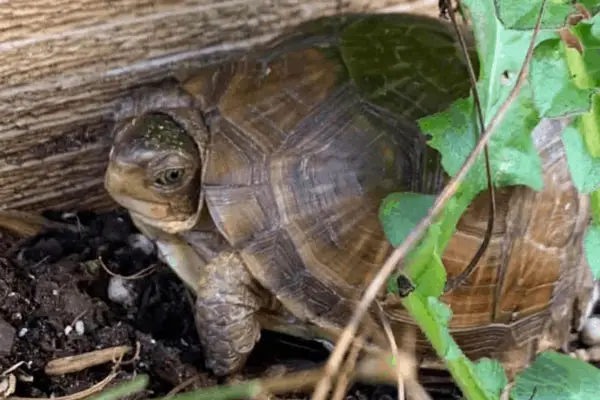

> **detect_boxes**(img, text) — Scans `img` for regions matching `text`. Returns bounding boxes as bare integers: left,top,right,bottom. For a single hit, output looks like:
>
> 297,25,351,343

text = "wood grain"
0,0,438,212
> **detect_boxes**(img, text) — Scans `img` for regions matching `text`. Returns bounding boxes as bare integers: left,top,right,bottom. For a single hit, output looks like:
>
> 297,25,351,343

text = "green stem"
88,375,149,400
401,294,495,400
159,382,261,400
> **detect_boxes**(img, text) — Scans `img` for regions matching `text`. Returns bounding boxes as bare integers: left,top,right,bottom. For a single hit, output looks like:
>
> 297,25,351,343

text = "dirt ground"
0,209,473,399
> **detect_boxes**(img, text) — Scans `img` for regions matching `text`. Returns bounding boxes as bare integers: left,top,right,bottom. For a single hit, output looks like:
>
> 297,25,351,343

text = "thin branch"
311,1,546,397
442,0,496,293
378,304,404,400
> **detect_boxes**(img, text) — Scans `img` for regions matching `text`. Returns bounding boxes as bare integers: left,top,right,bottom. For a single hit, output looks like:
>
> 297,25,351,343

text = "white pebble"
60,212,78,221
17,328,27,338
108,277,135,307
581,316,600,346
75,320,85,335
128,234,155,255
64,325,72,336
315,338,335,352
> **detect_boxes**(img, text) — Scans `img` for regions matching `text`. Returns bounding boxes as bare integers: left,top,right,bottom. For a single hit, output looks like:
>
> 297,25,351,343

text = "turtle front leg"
194,251,267,376
131,217,267,375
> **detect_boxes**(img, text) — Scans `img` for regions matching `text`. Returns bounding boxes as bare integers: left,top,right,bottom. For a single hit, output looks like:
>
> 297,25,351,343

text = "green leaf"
405,226,447,298
530,38,595,117
496,0,576,30
379,192,447,298
562,117,600,194
511,351,600,400
159,382,262,400
462,0,544,111
561,93,600,196
571,14,600,87
89,375,149,400
379,192,436,247
580,1,600,16
584,223,600,279
426,297,462,360
422,91,543,193
473,358,508,399
422,0,545,194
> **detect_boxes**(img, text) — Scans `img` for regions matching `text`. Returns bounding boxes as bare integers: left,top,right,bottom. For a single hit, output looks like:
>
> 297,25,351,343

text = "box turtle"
103,13,595,378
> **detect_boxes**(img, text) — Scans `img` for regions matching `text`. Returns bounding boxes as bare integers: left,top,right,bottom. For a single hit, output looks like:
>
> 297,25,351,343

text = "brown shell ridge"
202,77,439,331
437,119,590,340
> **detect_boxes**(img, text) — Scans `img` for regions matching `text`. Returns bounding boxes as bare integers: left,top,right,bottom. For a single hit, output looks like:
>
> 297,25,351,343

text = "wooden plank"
0,0,439,212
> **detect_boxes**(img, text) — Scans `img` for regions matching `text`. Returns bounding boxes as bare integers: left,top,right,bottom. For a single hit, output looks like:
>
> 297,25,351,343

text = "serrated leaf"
562,112,600,194
530,38,595,117
421,0,545,194
496,0,576,30
584,223,600,279
426,297,462,360
511,351,600,400
473,358,508,398
462,0,546,111
422,90,544,193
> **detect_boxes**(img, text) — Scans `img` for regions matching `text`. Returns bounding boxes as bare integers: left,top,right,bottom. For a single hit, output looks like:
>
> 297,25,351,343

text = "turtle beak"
104,163,171,220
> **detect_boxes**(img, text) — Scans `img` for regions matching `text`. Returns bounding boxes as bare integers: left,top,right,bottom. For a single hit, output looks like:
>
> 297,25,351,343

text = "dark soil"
0,209,460,399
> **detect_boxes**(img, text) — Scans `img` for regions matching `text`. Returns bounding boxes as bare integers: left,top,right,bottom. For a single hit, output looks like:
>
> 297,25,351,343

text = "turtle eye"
154,168,185,187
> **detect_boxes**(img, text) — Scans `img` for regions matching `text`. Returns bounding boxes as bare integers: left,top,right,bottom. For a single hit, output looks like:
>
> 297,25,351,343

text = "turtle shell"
176,13,593,372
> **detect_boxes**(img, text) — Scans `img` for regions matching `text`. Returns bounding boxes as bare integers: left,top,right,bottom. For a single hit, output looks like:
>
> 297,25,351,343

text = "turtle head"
105,111,207,234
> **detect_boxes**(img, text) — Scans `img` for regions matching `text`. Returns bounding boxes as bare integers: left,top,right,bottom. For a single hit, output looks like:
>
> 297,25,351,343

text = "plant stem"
88,374,149,400
401,294,493,400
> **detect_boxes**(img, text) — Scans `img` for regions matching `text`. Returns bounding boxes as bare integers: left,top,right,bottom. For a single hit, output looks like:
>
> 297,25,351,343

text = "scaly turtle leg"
192,251,267,375
132,216,267,375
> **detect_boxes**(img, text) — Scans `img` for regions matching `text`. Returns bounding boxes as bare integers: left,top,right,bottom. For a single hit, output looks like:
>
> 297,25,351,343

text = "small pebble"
75,321,85,335
17,328,27,338
64,326,72,336
581,316,600,346
108,277,136,307
582,283,600,328
315,338,335,352
128,234,155,255
570,346,600,362
588,346,600,361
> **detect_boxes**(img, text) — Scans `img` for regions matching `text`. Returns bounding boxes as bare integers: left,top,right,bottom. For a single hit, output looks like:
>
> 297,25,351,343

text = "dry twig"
7,371,119,400
378,304,404,400
441,0,496,294
98,256,158,280
44,345,132,375
330,325,371,400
